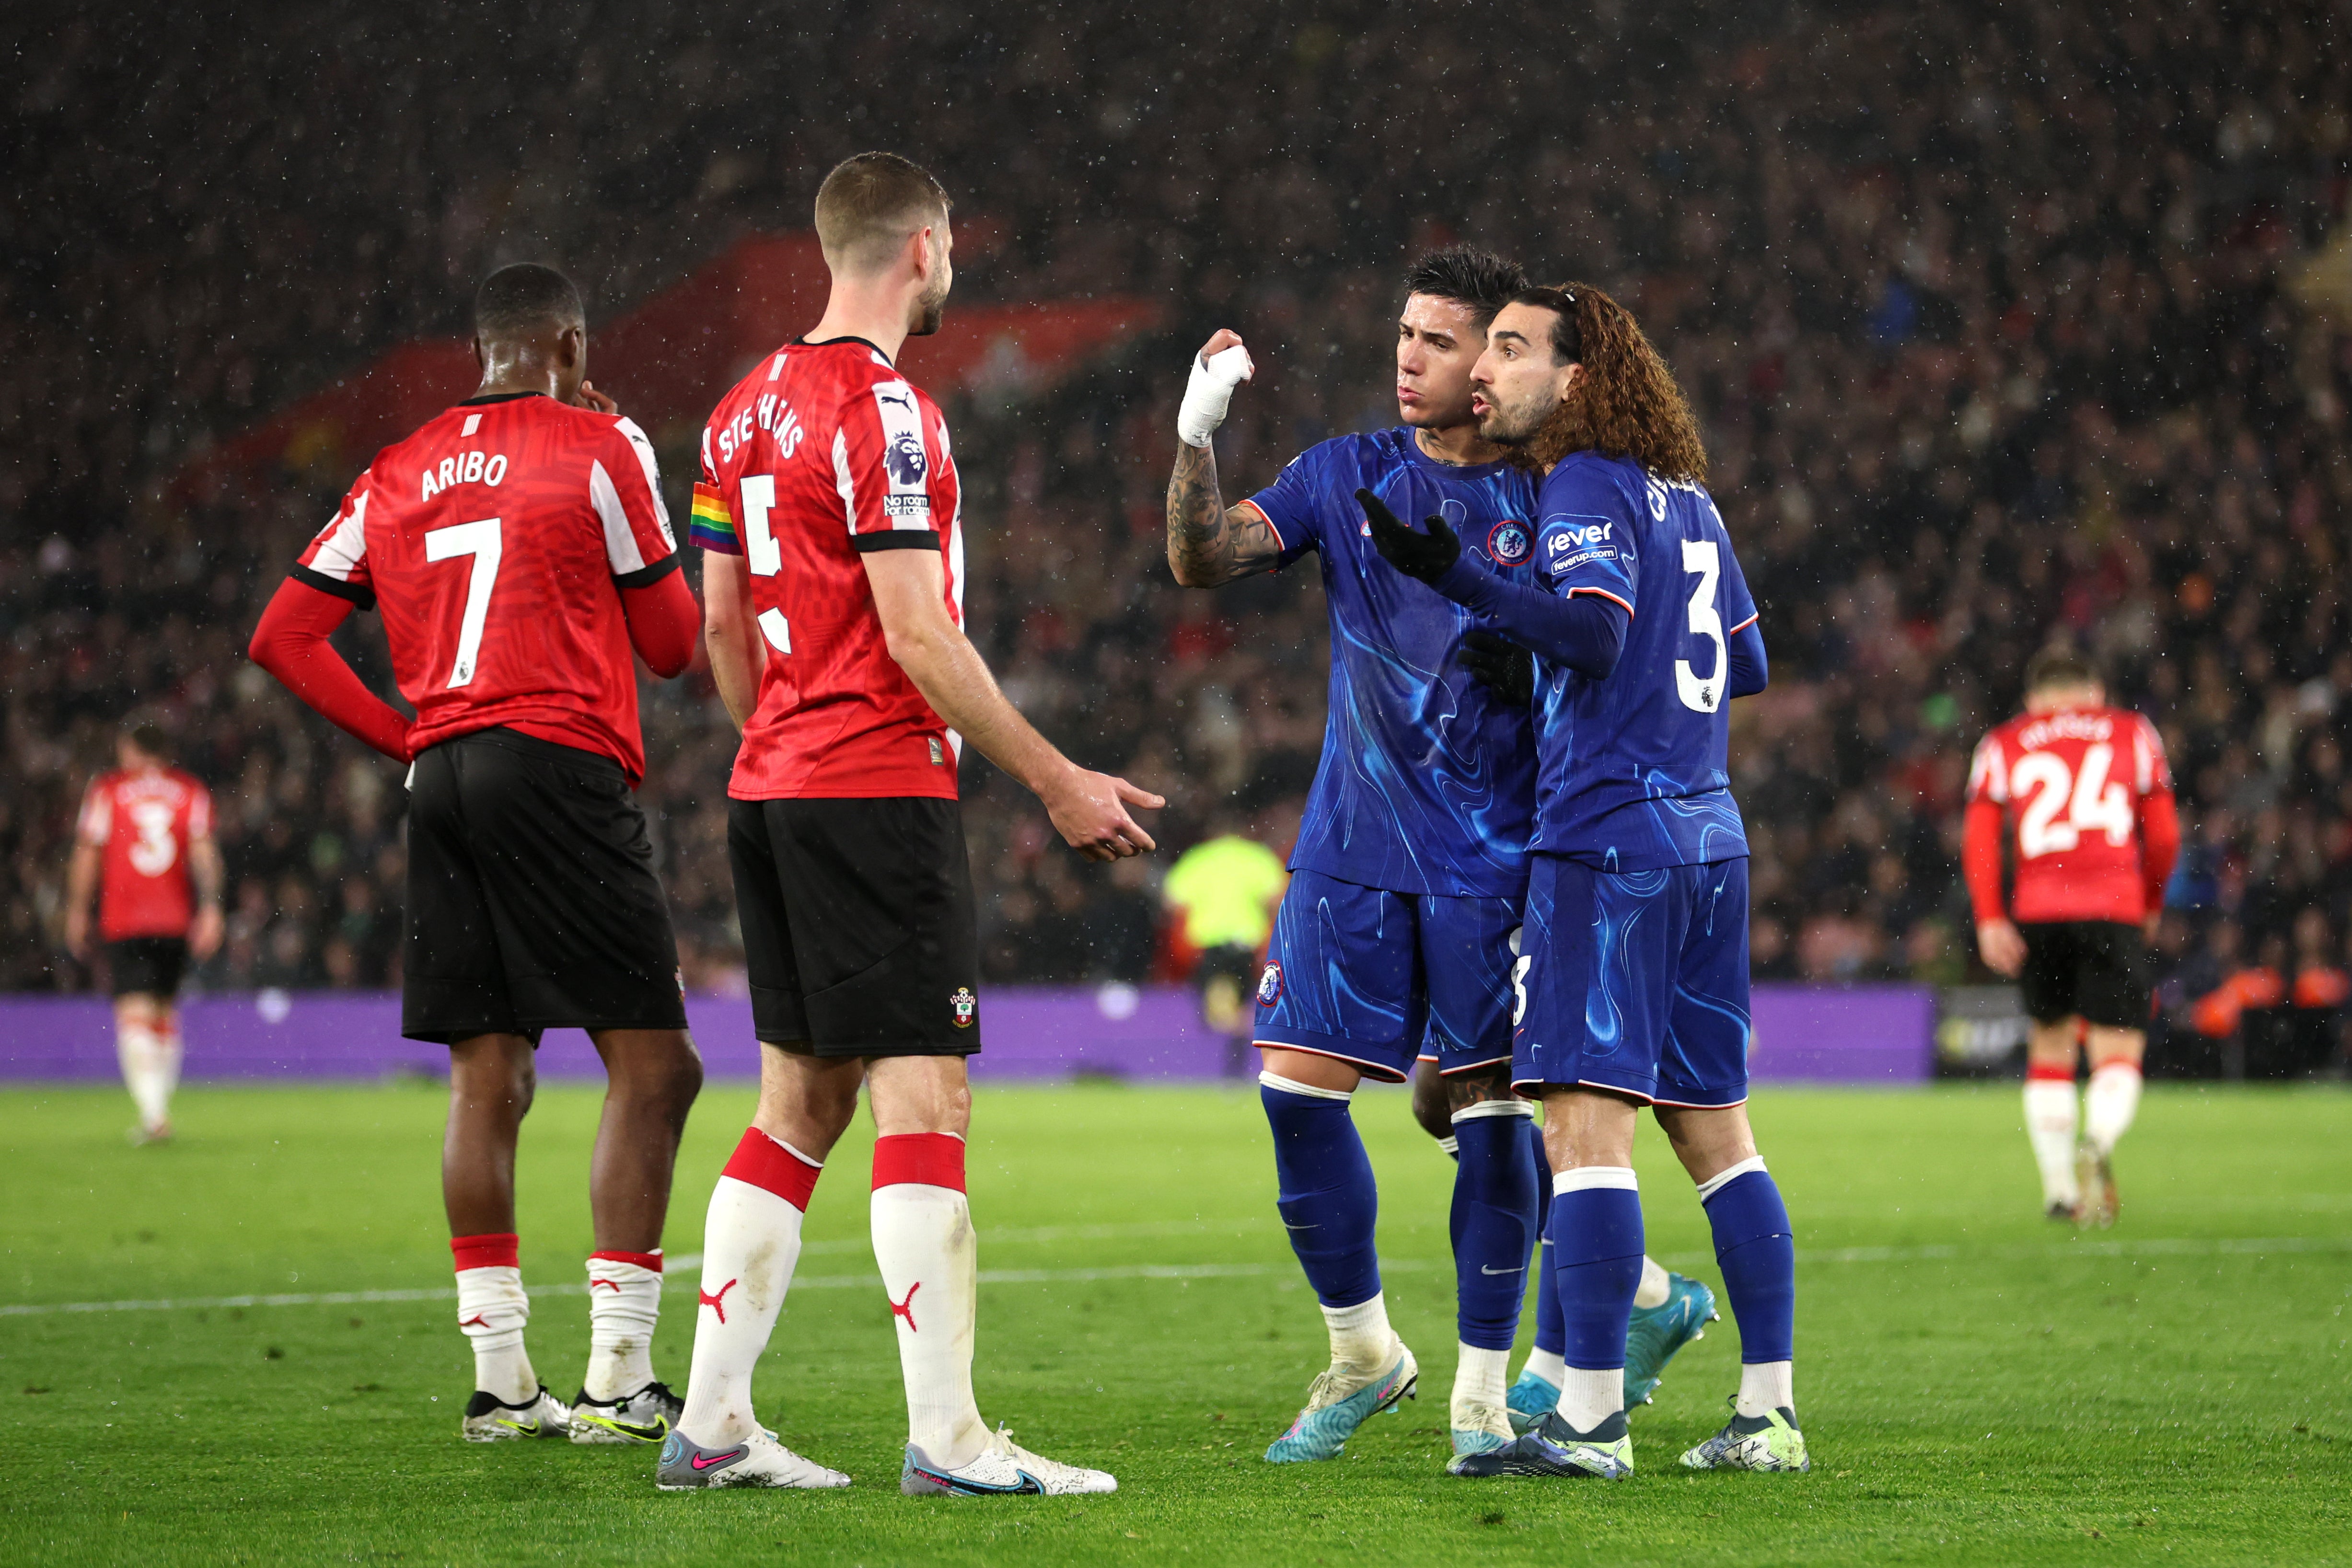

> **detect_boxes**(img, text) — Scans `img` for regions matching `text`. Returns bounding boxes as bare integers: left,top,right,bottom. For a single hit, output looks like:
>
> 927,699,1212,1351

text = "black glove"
1357,487,1459,584
1460,630,1534,706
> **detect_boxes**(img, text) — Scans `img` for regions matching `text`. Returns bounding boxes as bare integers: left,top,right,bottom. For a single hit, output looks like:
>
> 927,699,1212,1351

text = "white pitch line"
2,1234,2341,1319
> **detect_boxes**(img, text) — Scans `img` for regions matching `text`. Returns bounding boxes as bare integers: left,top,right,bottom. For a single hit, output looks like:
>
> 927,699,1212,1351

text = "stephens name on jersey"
294,392,679,783
690,337,965,801
1527,452,1760,870
1965,705,2175,923
1246,428,1540,899
78,767,212,940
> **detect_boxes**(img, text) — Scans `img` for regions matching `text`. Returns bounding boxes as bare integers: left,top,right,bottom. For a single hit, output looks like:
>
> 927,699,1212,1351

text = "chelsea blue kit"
1243,428,1540,1081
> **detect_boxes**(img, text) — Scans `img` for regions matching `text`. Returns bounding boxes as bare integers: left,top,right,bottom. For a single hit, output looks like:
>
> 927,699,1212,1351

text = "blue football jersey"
1526,451,1759,869
1248,429,1541,899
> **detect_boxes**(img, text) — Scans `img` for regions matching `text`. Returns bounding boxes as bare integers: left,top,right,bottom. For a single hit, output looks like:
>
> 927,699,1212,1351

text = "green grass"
0,1080,2346,1567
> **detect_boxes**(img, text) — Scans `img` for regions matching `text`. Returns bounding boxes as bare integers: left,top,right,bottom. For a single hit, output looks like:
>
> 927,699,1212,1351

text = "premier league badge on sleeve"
1256,961,1284,1007
950,987,977,1029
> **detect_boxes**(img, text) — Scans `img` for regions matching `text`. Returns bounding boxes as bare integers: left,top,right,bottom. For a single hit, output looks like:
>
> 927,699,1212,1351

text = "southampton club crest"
1487,519,1532,565
1256,961,1284,1007
950,987,977,1029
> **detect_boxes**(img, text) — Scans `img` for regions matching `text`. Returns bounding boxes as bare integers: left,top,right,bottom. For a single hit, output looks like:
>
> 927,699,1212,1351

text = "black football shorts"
105,937,188,1000
403,727,687,1046
727,795,981,1057
2017,920,2149,1029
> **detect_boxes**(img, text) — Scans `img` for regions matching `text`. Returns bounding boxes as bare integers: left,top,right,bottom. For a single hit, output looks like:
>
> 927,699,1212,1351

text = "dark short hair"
126,723,171,762
815,152,952,271
2025,646,2099,693
474,264,584,339
1509,285,1583,364
1402,246,1527,327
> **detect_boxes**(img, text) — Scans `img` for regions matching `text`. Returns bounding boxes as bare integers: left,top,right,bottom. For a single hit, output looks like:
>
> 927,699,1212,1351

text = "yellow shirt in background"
1162,834,1287,951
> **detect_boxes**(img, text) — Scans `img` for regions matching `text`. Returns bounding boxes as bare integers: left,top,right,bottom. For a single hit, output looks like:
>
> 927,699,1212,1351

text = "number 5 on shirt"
738,475,792,654
424,517,502,689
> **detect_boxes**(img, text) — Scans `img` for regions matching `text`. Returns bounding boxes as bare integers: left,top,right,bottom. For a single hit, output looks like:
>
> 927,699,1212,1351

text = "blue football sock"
1448,1108,1539,1351
1702,1162,1796,1364
1530,1128,1565,1357
1547,1171,1644,1370
1260,1076,1380,1307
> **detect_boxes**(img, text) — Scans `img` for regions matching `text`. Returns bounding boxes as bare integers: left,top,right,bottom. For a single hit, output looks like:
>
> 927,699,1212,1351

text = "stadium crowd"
5,2,2348,1070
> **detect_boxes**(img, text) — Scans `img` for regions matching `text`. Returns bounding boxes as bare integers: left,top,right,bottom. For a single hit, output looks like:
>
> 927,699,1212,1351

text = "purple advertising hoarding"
0,982,1930,1085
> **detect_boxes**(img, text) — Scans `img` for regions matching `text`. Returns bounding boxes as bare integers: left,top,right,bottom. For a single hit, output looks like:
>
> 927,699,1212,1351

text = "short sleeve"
840,379,947,553
77,780,112,845
1245,449,1326,565
293,476,376,609
186,782,213,840
1965,735,2008,805
1533,464,1637,613
2132,715,2174,797
1712,503,1759,636
689,427,741,554
592,416,681,587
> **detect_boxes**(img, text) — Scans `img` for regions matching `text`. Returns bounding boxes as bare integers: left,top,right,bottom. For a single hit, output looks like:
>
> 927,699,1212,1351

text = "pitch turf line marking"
6,1235,2346,1318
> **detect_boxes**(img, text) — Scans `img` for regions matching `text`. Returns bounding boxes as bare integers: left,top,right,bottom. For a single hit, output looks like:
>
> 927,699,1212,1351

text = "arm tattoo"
1166,442,1283,587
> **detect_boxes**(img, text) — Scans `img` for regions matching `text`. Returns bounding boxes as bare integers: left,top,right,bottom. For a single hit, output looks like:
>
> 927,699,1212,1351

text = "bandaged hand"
1178,334,1254,448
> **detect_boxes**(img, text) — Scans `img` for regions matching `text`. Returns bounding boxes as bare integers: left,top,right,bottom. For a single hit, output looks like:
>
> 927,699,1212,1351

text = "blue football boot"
1624,1272,1716,1407
1263,1341,1418,1463
1504,1367,1561,1436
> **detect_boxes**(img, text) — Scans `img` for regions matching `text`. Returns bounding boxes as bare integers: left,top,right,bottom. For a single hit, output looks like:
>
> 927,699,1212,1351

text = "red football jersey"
1965,704,2174,922
295,392,678,782
689,337,965,800
78,767,212,940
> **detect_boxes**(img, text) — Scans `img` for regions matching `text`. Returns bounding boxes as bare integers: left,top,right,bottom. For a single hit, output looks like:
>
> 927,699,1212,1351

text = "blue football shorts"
1511,854,1751,1107
1252,867,1521,1083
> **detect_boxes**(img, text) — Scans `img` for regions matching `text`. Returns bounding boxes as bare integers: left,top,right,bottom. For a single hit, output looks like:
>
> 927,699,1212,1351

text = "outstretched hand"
1357,488,1459,584
1459,630,1534,706
1045,767,1167,863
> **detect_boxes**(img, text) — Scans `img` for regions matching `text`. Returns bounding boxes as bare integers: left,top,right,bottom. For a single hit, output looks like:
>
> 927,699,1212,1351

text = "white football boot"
901,1425,1118,1496
570,1380,683,1445
460,1386,573,1442
655,1428,851,1490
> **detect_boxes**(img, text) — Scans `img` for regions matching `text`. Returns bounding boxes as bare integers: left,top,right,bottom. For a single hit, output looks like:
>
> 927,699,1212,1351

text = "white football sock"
676,1130,820,1446
1321,1292,1397,1372
1451,1342,1510,1418
1557,1365,1622,1434
1633,1255,1670,1309
1521,1347,1566,1388
117,1020,172,1131
582,1252,663,1401
2084,1061,2142,1155
1737,1360,1795,1418
2023,1076,2080,1205
871,1133,986,1469
455,1266,535,1403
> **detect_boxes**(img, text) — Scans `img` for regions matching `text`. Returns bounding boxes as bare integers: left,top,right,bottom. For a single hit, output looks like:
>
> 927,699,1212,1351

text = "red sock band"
721,1127,822,1211
589,1249,663,1273
451,1233,519,1272
872,1132,966,1192
2025,1063,2076,1083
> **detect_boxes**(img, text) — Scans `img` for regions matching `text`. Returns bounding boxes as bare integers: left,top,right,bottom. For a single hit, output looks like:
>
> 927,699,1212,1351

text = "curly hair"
1514,283,1708,482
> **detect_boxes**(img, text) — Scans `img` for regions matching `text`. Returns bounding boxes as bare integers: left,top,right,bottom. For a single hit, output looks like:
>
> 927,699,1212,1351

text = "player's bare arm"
701,550,765,733
1166,330,1282,588
863,548,1163,861
62,838,99,960
187,832,225,962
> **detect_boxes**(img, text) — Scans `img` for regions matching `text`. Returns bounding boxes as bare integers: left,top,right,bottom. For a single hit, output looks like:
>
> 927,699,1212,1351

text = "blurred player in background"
1369,282,1802,1479
249,264,706,1446
1166,249,1704,1466
64,723,223,1143
1965,648,2178,1227
664,152,1156,1498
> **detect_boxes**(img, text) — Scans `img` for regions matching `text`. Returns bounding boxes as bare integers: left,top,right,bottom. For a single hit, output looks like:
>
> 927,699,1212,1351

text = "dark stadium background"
4,2,2348,1076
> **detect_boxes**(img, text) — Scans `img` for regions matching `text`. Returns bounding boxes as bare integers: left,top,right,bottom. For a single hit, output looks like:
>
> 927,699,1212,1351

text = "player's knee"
1409,1065,1451,1141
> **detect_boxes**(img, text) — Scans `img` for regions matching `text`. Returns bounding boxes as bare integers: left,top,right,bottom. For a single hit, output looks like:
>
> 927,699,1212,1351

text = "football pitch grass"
0,1081,2346,1566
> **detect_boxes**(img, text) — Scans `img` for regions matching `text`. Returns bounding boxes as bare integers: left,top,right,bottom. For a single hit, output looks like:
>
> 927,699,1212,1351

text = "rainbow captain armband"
689,483,741,553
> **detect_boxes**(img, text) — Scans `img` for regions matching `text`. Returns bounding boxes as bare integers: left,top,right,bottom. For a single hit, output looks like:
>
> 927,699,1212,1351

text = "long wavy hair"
1515,283,1708,482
